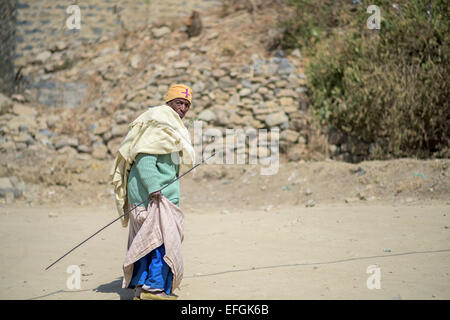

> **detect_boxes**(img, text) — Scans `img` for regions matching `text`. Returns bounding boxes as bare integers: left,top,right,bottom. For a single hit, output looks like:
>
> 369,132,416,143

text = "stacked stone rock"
14,0,221,66
0,0,17,95
1,51,312,162
0,94,39,153
106,55,311,162
0,176,27,204
1,1,340,163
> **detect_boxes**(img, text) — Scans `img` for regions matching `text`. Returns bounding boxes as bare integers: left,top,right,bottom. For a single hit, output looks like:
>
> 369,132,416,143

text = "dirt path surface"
1,200,449,300
1,158,449,299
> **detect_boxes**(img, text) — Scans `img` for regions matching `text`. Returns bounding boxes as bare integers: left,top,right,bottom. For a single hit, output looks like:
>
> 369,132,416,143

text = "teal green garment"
127,153,180,208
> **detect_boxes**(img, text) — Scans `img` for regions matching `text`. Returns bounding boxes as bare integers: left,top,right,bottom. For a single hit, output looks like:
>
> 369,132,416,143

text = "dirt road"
0,200,448,300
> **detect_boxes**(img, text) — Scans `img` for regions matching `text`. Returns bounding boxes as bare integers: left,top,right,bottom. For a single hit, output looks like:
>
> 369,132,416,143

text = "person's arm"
134,153,162,201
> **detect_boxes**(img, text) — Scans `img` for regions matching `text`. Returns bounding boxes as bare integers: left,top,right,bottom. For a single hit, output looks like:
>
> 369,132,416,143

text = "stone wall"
0,0,17,95
0,3,332,164
14,0,221,66
1,2,340,163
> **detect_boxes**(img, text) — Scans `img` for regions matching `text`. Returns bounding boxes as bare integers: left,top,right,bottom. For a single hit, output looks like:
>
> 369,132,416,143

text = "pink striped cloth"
122,196,184,291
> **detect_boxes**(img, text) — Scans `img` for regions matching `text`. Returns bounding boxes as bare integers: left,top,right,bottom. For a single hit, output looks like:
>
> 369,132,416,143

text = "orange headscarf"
165,84,192,104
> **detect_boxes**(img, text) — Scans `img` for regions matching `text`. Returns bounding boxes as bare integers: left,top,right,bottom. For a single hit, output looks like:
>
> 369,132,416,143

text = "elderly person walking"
110,84,195,300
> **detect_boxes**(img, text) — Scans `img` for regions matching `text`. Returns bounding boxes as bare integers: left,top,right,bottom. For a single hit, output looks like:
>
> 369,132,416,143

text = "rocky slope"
0,3,448,207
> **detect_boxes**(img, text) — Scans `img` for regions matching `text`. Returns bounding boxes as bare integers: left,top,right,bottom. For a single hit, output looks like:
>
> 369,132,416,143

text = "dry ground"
0,158,449,300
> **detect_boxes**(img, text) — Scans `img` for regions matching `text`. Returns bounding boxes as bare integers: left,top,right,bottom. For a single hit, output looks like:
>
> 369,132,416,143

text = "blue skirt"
128,244,173,295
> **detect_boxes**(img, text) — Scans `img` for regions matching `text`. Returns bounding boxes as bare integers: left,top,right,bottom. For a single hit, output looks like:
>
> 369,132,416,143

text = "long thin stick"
45,152,215,270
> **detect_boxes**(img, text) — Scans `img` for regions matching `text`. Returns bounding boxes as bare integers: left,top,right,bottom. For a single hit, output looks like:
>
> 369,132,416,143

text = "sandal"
140,290,178,300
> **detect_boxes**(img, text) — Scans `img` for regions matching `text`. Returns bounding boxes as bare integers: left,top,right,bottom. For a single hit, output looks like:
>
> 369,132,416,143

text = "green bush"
281,0,358,53
283,0,449,158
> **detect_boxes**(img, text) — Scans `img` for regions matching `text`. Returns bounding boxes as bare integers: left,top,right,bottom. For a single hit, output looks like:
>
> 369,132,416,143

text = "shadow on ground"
93,277,134,300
